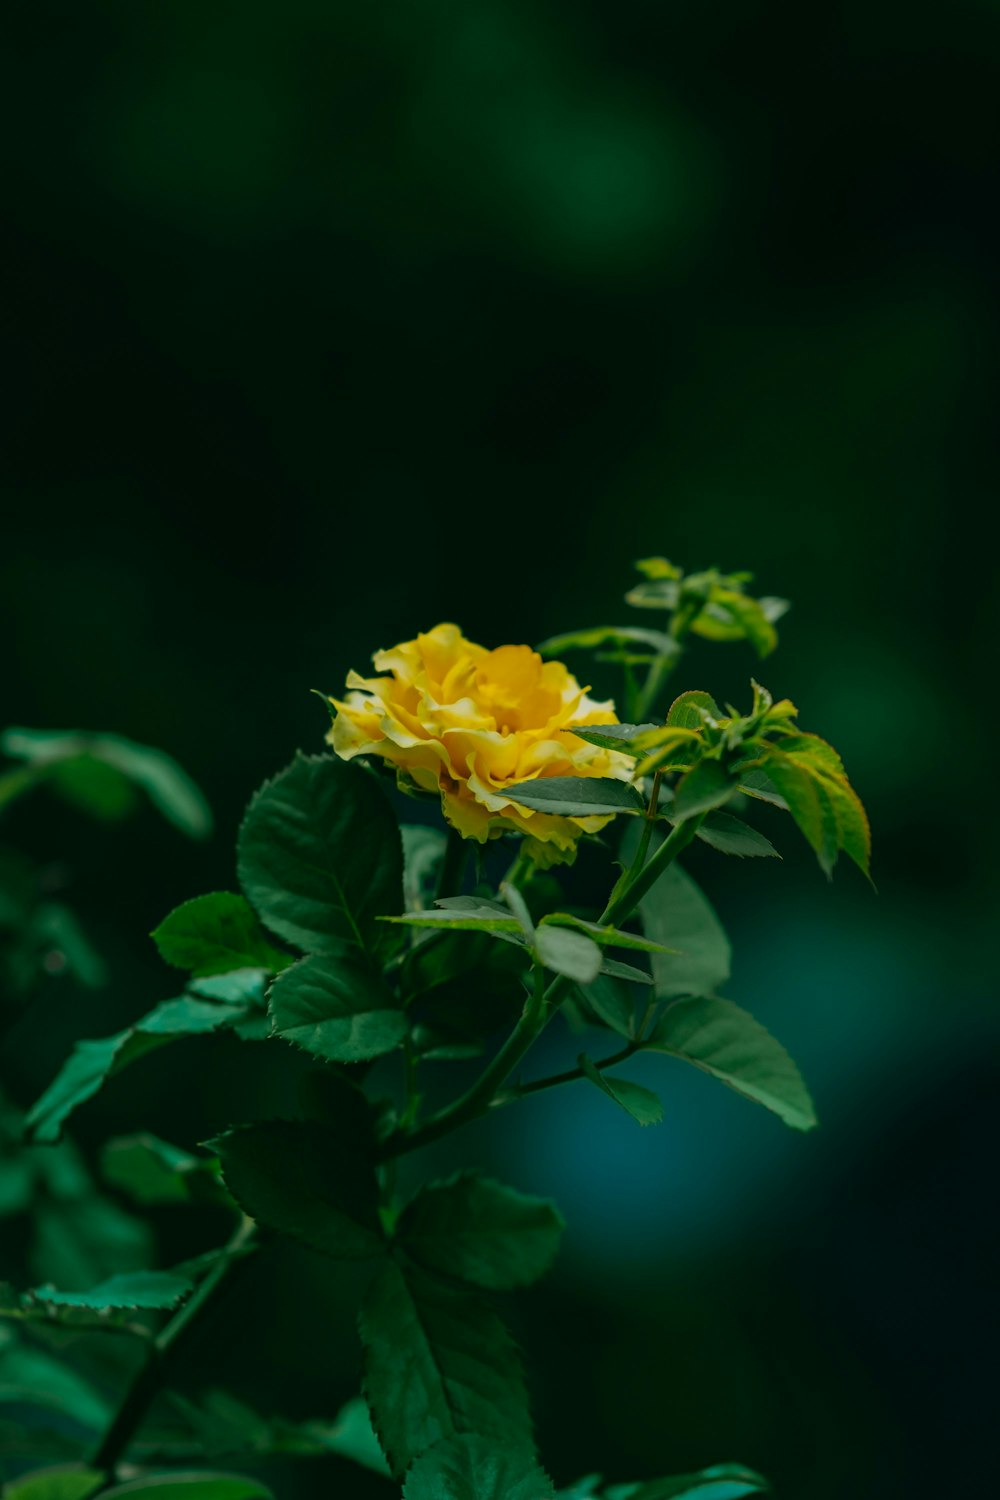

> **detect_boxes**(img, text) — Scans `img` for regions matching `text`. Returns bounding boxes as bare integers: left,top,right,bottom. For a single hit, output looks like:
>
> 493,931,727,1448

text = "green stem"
501,1039,639,1101
90,1219,257,1479
381,814,704,1161
434,825,468,902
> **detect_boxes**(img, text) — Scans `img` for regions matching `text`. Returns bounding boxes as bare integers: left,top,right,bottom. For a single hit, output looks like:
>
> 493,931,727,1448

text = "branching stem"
90,1218,258,1481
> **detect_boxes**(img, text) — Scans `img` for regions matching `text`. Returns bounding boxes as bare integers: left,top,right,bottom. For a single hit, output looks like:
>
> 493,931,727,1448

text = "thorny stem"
90,1218,258,1481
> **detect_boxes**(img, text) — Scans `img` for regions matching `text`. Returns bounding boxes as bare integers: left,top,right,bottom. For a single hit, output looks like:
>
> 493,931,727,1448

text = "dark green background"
3,2,996,1495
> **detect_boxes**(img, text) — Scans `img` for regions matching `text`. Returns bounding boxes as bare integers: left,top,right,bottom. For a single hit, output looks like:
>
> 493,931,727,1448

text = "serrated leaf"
625,832,731,999
152,894,291,979
580,1057,663,1125
691,588,778,657
403,1433,555,1500
402,929,527,1039
673,760,736,820
541,914,672,954
237,754,404,961
398,1171,564,1290
28,1270,194,1312
99,1475,273,1499
606,1462,770,1499
735,767,788,808
537,624,677,657
667,691,722,728
267,953,406,1063
388,897,522,936
534,925,602,984
695,812,779,859
500,777,644,817
2,1466,106,1500
569,723,661,755
359,1261,534,1478
598,956,654,985
646,995,817,1131
188,971,267,1006
100,1134,225,1207
580,975,635,1037
212,1121,383,1260
25,997,247,1143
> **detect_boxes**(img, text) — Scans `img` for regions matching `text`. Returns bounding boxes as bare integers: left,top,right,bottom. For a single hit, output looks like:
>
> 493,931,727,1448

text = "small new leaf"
580,1056,663,1126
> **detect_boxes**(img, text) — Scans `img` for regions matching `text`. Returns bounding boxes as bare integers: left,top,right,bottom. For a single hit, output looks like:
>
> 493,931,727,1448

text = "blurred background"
2,2,997,1496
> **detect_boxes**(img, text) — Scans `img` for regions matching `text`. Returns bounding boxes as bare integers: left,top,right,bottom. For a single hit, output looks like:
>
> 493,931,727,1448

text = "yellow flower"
327,623,631,860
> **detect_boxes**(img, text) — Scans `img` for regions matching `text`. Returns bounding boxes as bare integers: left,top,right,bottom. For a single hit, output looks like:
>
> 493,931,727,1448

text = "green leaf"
597,956,654,986
152,894,292,978
212,1121,383,1259
606,1463,770,1499
99,1475,273,1499
695,812,779,859
673,760,736,820
580,1056,663,1125
500,777,645,817
579,975,635,1037
403,1434,555,1500
541,915,671,953
1,728,211,838
2,1467,106,1500
25,997,247,1143
751,754,834,873
0,1330,112,1432
401,824,447,911
401,930,526,1041
101,1134,225,1207
388,897,522,936
691,588,778,657
667,690,722,728
735,767,788,808
237,753,404,961
28,1270,194,1311
535,924,602,984
631,841,731,998
359,1261,534,1478
537,624,677,658
188,970,268,1006
646,995,817,1131
569,722,661,754
267,953,407,1063
397,1170,565,1290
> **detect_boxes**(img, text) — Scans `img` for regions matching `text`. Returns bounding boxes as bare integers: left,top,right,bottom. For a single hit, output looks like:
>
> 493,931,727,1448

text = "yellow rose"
327,623,632,859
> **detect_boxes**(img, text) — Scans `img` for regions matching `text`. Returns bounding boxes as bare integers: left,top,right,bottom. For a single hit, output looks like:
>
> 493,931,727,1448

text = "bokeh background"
3,2,997,1496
